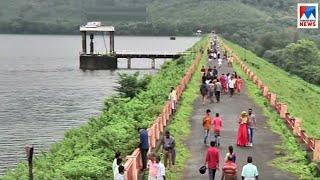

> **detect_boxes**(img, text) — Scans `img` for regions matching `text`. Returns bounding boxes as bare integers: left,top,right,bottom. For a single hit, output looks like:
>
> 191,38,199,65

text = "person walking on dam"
237,111,249,147
212,113,222,147
162,131,176,168
214,79,222,103
201,65,206,76
113,157,123,180
169,87,177,113
241,156,259,180
224,145,236,163
221,155,237,180
203,109,212,144
247,109,256,147
218,57,222,68
220,74,228,94
204,141,220,180
200,80,209,105
208,80,215,103
156,155,166,180
148,153,159,180
236,76,243,93
112,151,121,176
116,165,125,180
212,66,218,77
228,75,236,97
139,128,149,170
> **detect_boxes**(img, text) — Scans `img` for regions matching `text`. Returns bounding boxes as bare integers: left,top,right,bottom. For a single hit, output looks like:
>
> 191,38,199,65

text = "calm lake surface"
0,34,199,174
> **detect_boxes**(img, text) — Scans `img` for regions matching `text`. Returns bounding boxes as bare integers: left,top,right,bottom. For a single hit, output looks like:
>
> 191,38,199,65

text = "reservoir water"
0,34,199,174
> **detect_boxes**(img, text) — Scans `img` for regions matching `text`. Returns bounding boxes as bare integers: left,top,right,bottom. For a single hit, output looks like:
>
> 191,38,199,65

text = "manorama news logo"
297,3,318,29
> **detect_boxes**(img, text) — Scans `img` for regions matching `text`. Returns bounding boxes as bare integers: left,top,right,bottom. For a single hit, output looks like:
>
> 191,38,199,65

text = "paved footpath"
183,56,296,179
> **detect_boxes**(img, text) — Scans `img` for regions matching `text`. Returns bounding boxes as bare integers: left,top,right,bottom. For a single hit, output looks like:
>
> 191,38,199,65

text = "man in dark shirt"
213,66,218,77
139,128,149,170
162,131,176,168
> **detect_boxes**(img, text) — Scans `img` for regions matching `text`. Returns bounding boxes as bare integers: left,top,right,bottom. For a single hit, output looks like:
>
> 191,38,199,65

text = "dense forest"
1,0,320,84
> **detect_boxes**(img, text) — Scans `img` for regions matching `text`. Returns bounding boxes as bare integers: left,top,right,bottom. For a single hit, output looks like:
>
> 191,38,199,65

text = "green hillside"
148,0,269,34
147,0,320,85
0,0,294,35
223,38,320,138
0,0,148,33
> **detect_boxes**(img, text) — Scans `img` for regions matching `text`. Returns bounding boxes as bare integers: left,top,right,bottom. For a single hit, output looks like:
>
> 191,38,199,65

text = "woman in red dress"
237,111,249,147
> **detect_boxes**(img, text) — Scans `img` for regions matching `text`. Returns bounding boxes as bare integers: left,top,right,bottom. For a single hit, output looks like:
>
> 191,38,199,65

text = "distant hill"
0,0,296,35
0,0,148,33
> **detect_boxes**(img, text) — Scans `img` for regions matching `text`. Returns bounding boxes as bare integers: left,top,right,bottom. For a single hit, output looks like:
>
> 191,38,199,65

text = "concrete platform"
80,54,117,70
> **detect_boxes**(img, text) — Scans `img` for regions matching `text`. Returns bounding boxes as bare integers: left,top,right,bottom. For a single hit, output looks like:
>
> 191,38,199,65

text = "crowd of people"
202,108,258,180
139,130,176,180
204,140,259,180
113,129,175,180
113,152,125,180
200,32,244,105
112,83,180,179
200,32,259,180
112,32,259,180
140,128,176,179
200,65,244,104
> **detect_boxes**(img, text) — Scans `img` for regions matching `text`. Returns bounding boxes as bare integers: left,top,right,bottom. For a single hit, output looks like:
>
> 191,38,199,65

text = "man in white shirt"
218,58,222,68
114,158,122,180
169,87,177,113
213,53,217,60
112,151,121,173
156,155,166,180
116,165,125,180
228,75,236,97
241,156,259,180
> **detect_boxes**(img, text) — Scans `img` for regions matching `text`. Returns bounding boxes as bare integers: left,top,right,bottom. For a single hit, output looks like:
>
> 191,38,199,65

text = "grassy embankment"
223,39,319,179
223,39,320,138
2,37,208,179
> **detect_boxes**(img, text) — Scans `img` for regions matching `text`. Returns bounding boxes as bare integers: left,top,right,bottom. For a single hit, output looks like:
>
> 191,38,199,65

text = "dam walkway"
182,47,296,179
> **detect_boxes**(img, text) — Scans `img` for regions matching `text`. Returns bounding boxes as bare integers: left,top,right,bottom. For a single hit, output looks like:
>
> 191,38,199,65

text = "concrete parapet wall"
124,46,205,180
